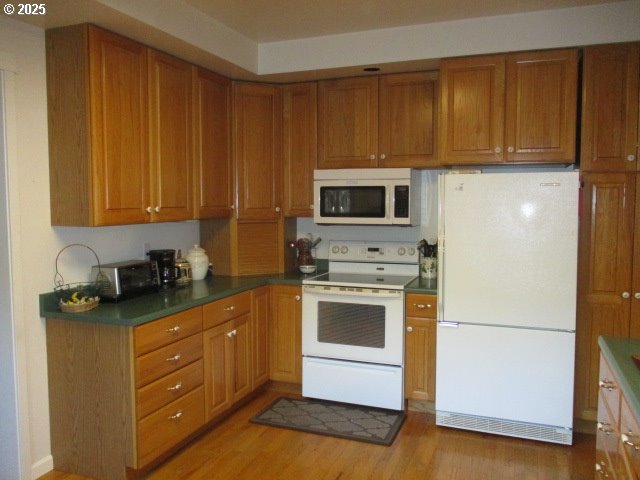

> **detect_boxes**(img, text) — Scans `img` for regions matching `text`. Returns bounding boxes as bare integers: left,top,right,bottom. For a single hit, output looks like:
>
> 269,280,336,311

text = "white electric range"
301,240,419,410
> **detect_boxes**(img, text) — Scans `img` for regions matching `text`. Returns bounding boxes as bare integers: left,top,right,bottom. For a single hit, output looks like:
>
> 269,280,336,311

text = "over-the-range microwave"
314,168,421,225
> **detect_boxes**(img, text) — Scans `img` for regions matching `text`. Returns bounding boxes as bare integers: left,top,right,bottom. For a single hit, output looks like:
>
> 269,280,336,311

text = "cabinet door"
231,313,252,402
505,49,578,163
233,82,283,220
439,55,505,165
269,285,302,384
193,67,232,218
203,322,232,421
379,72,438,168
148,50,194,222
404,317,436,401
581,43,640,172
251,286,270,389
87,26,150,225
632,175,640,338
318,76,378,168
575,173,634,419
283,83,317,217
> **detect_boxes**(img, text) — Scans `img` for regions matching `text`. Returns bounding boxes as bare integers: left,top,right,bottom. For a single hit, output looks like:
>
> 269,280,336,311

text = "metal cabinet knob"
154,206,161,213
275,206,281,213
507,146,514,153
406,326,413,332
380,154,386,160
622,291,631,299
635,292,640,300
369,154,376,160
226,329,237,338
494,147,502,154
627,154,636,162
295,295,301,301
145,206,152,213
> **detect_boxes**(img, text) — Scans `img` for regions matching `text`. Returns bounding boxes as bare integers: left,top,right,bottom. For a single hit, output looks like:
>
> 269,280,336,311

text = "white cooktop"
303,271,417,290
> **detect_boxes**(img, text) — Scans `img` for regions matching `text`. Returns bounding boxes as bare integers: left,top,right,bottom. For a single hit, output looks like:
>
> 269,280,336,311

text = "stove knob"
331,245,340,254
397,247,406,256
340,246,349,254
408,247,416,256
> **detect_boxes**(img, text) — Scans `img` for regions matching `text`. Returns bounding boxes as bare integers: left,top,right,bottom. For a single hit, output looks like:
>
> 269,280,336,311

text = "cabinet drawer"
137,386,204,468
599,355,621,420
596,390,623,478
136,334,203,387
136,359,203,420
620,395,640,479
406,294,437,318
134,307,203,356
203,291,251,329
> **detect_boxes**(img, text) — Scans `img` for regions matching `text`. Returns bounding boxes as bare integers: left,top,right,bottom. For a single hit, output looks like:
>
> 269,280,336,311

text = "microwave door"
315,182,391,224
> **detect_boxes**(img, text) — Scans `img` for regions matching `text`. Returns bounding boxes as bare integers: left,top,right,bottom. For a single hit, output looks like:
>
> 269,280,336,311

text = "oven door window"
317,301,385,348
320,186,386,218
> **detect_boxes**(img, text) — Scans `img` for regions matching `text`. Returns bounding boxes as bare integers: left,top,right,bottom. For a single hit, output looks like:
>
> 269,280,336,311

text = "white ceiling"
182,0,621,42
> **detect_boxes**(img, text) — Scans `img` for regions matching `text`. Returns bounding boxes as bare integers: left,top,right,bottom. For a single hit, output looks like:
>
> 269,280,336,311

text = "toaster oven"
91,260,155,301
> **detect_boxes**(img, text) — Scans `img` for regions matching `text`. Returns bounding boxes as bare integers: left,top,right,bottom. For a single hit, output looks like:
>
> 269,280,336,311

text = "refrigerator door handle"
437,174,445,322
438,321,459,328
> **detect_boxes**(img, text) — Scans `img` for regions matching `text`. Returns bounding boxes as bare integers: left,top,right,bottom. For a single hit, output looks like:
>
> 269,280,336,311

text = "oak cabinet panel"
440,49,577,165
193,67,232,218
148,49,194,222
251,286,270,389
378,72,438,168
318,76,379,168
269,285,302,384
202,321,233,421
404,294,437,401
47,24,150,226
575,173,637,420
233,82,283,220
283,82,317,217
581,43,640,172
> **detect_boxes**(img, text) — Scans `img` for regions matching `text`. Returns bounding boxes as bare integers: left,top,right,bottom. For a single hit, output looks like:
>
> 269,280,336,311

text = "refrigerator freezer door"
439,172,579,331
435,323,575,429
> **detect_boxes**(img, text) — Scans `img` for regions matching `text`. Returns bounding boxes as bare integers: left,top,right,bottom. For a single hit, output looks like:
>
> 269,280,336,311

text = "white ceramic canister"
186,244,209,280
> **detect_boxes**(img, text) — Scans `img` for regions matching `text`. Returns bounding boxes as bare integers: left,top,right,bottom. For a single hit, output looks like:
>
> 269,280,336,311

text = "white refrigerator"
435,171,579,445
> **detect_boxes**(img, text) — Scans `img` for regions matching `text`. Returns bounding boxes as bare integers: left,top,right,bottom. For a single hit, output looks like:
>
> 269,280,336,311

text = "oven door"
302,285,404,366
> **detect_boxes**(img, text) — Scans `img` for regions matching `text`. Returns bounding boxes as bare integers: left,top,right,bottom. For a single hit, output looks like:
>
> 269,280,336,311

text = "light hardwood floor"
39,388,595,480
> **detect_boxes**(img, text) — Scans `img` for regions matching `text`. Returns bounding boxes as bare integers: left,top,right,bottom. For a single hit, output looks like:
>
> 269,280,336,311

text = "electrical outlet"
142,242,150,259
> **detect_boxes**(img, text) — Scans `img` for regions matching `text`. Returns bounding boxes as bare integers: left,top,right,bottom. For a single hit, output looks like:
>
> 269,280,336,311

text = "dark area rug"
250,396,405,445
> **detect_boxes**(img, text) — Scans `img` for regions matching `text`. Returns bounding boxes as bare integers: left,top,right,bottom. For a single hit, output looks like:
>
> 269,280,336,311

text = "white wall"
0,17,198,479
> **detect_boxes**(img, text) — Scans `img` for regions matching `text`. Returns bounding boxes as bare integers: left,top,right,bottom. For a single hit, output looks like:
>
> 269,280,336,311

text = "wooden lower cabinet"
269,285,302,384
595,348,640,479
252,286,270,389
404,293,437,401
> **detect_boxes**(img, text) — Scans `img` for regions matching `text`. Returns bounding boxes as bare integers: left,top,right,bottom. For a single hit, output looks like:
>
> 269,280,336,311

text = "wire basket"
53,243,104,313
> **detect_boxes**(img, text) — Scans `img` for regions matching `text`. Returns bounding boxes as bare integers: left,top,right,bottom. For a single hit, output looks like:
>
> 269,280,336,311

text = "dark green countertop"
405,276,437,295
598,336,640,420
40,268,436,327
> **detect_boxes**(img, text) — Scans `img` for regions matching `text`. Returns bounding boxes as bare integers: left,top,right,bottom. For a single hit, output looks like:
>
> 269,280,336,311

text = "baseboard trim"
31,454,53,480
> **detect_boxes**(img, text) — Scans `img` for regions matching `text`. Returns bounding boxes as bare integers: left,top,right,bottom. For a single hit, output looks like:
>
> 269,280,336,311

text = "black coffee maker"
149,249,176,289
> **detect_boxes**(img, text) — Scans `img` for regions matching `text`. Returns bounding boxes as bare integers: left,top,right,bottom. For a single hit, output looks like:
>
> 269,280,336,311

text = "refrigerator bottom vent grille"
436,411,572,445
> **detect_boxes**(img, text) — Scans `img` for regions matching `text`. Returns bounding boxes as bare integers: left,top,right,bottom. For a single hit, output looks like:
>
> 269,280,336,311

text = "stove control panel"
328,240,419,264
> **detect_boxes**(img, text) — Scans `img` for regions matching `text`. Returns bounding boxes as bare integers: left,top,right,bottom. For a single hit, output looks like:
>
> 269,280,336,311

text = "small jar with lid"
186,245,209,280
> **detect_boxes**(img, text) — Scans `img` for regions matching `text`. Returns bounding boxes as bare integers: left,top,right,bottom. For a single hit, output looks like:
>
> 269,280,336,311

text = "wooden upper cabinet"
581,43,640,172
439,49,578,165
633,174,640,339
148,50,194,222
47,24,150,226
505,49,578,163
439,54,505,165
379,72,438,168
193,67,232,219
283,83,317,217
233,82,283,220
575,173,635,419
318,76,378,168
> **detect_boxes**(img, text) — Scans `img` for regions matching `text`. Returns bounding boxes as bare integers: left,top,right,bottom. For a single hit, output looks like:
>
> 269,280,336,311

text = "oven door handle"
302,285,403,298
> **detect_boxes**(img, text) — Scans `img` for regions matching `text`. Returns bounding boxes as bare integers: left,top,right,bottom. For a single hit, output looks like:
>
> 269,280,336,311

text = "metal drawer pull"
165,325,181,333
226,329,237,338
167,410,183,420
167,382,182,392
166,353,182,362
414,303,432,309
598,379,616,391
621,433,640,451
224,305,235,312
597,421,612,434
